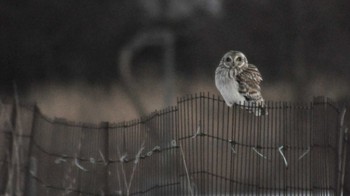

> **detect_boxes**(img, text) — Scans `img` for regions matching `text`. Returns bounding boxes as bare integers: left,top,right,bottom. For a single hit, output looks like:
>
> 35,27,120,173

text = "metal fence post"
101,121,109,195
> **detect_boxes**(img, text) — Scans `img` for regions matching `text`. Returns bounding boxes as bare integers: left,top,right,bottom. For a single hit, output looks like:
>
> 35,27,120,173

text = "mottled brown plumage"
237,64,263,101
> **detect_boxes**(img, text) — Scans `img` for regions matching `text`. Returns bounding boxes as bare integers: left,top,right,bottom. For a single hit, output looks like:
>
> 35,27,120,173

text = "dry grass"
116,141,145,196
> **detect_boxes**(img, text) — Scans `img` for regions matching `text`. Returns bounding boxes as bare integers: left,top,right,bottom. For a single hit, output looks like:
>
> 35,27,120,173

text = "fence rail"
0,93,348,195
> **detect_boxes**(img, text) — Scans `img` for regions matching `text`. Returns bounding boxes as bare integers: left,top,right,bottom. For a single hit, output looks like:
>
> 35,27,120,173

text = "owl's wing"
237,64,264,102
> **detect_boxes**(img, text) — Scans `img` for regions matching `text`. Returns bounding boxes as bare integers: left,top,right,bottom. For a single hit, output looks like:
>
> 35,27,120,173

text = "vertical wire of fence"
0,93,348,195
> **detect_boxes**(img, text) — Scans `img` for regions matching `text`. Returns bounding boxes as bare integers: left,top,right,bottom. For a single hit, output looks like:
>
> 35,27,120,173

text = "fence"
0,93,348,195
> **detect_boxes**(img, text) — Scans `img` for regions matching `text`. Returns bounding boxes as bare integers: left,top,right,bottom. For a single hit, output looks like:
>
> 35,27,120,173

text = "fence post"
344,104,350,195
1,101,16,195
101,121,109,195
344,132,349,195
311,96,328,194
24,104,38,196
338,108,348,196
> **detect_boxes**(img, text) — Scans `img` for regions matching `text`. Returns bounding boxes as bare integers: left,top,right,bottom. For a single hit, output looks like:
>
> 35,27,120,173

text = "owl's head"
221,50,248,70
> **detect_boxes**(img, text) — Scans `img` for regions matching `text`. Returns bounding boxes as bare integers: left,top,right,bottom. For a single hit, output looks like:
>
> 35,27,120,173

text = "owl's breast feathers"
237,64,264,102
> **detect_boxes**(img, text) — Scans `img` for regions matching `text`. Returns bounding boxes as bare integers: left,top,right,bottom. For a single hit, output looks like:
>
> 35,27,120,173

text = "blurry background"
0,0,349,123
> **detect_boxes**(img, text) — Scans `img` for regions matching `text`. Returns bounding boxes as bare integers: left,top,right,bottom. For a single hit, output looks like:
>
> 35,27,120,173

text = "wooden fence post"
338,108,348,196
24,104,38,196
311,96,328,194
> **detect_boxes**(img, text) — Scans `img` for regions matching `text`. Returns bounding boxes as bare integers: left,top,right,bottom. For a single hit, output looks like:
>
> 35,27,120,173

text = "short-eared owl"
215,50,267,116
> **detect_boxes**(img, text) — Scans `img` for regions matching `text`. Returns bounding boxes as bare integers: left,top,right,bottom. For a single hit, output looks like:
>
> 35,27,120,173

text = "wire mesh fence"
0,93,348,195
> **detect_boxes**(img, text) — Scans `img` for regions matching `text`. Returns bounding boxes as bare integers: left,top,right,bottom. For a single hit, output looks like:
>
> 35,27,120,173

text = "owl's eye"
236,57,242,62
225,57,232,62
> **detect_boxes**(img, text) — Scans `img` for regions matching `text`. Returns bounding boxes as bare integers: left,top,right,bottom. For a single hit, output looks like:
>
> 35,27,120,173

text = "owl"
215,50,267,116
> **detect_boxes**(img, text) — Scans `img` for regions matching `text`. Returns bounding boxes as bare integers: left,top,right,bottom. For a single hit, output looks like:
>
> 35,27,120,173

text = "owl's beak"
230,67,237,77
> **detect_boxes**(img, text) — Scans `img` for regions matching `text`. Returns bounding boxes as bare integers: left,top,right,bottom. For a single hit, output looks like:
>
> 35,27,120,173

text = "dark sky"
1,0,350,100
